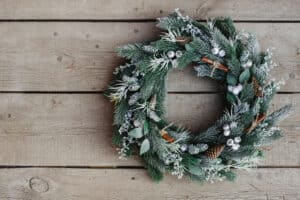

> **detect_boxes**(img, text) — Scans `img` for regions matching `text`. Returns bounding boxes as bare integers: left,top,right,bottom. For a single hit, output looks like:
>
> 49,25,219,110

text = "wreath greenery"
105,9,291,183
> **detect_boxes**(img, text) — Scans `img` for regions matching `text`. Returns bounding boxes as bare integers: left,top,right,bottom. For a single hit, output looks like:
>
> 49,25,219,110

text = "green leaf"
128,127,143,138
226,92,236,103
239,69,250,83
227,73,237,85
189,166,204,176
140,139,150,155
146,164,163,182
143,121,149,135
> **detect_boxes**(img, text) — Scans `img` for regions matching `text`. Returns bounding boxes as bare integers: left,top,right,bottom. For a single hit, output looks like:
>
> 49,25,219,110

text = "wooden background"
0,1,299,199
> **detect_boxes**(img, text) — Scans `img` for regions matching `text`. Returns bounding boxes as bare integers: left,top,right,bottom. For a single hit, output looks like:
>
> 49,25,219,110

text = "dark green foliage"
177,51,198,68
240,83,255,103
112,132,122,146
213,17,237,39
219,170,236,182
186,38,211,55
227,56,241,78
154,40,179,52
113,100,128,125
157,15,186,31
146,164,164,182
222,145,259,160
212,28,234,57
265,105,292,127
117,43,145,61
106,9,291,185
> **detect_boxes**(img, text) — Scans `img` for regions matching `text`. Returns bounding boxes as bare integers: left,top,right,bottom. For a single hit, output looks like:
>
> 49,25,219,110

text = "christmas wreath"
105,9,291,183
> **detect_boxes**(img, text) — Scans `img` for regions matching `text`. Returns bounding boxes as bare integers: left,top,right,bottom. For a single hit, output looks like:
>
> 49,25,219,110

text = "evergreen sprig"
105,9,292,184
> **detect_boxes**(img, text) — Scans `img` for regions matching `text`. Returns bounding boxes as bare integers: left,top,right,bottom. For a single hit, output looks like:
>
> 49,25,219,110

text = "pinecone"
252,77,263,97
205,144,225,159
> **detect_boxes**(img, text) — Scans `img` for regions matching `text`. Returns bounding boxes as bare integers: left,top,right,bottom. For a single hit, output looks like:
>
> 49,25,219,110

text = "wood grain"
0,93,298,167
0,168,299,200
0,0,299,20
0,22,298,92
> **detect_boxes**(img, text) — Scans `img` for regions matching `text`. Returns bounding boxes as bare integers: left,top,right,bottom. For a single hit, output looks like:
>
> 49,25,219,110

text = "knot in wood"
29,177,49,193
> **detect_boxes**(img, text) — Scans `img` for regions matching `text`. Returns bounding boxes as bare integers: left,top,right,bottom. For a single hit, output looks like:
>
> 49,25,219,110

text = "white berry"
219,50,225,57
223,130,231,136
175,50,183,58
246,60,253,67
237,84,243,91
234,136,242,143
122,75,130,81
232,144,240,151
227,139,234,146
232,87,241,95
227,85,234,92
242,63,248,68
133,120,141,127
223,124,230,130
128,84,140,91
230,122,237,129
167,51,175,59
212,47,219,55
180,144,188,152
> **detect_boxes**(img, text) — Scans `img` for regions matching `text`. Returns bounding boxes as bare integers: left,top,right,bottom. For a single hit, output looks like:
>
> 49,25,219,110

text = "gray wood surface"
0,1,298,199
0,22,298,92
0,93,298,167
0,0,299,20
0,168,299,200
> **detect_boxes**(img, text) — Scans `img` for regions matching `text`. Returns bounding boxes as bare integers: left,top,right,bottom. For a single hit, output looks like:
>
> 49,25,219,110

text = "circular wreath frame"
105,9,291,183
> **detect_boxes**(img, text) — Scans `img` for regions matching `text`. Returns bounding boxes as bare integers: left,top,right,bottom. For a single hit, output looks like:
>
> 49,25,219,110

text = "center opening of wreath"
166,67,225,133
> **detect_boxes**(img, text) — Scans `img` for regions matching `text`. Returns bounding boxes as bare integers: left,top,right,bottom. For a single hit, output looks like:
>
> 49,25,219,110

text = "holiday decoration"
105,9,292,184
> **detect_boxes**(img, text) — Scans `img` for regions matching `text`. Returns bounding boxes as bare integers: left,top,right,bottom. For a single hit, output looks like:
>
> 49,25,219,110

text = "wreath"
105,9,291,183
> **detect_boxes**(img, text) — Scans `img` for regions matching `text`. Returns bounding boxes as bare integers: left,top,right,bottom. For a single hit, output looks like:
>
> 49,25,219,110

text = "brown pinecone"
205,144,225,159
252,77,263,97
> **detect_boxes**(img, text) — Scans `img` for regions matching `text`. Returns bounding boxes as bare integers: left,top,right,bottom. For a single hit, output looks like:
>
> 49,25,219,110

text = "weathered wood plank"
0,0,299,20
0,168,299,200
0,22,298,92
0,93,298,166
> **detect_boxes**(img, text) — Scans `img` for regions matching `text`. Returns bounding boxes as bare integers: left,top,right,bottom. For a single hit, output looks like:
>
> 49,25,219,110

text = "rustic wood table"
0,1,299,199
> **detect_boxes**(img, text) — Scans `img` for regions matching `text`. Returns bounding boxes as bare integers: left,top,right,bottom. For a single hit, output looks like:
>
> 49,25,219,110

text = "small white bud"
230,122,237,129
237,84,243,91
211,47,219,55
128,84,140,91
228,85,234,92
180,144,188,152
175,50,183,58
242,63,248,68
223,124,230,130
227,139,234,146
223,130,231,136
167,51,175,59
122,75,130,81
133,120,141,127
219,50,225,57
232,87,241,95
234,136,242,143
246,59,253,67
232,144,240,151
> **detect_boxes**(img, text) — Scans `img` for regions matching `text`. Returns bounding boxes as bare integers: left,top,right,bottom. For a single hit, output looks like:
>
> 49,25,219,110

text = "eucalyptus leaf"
140,139,150,155
227,73,237,85
226,92,236,103
189,165,204,176
239,69,250,83
128,127,143,138
143,121,149,135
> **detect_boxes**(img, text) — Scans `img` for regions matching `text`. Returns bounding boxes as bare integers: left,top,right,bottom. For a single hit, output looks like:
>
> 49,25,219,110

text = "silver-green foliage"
105,9,292,183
